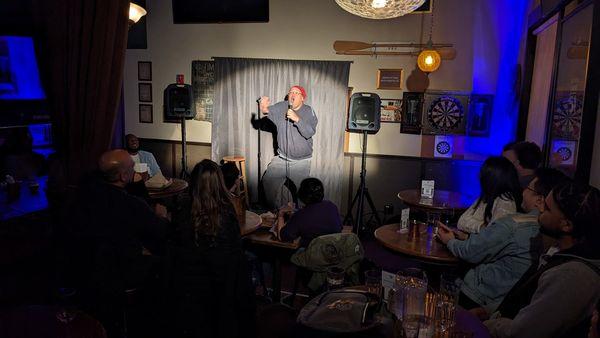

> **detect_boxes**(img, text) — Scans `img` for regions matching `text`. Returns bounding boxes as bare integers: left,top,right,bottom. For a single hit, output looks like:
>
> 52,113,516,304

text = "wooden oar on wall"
336,48,457,60
334,40,454,52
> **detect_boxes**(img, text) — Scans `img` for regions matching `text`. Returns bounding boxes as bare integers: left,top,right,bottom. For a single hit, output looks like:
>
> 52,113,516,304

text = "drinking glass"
436,275,462,334
364,269,382,297
389,268,428,320
402,315,434,338
326,267,345,290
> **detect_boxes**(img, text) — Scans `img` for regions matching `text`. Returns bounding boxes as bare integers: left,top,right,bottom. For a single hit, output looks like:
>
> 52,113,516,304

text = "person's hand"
133,172,143,182
259,96,270,114
286,109,300,123
154,203,168,218
436,221,455,245
469,307,490,321
455,229,469,240
278,202,294,216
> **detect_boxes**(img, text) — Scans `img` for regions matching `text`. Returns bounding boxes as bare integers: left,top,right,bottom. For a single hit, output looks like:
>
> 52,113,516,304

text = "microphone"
287,103,292,121
256,97,262,104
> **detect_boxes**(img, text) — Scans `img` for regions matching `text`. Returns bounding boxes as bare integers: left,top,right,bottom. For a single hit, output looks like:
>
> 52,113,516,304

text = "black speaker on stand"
344,93,382,236
164,83,195,180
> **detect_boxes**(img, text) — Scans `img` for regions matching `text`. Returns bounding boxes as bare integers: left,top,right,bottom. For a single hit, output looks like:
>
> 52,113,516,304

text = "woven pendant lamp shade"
335,0,427,19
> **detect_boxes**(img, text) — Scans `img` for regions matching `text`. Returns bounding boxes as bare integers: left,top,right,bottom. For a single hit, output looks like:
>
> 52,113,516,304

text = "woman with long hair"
458,156,523,233
171,159,254,338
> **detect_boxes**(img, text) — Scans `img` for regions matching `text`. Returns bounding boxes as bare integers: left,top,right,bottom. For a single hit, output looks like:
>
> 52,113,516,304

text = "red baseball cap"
290,85,307,99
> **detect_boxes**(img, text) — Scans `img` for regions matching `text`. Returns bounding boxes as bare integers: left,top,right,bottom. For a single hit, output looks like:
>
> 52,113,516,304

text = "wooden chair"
222,156,248,205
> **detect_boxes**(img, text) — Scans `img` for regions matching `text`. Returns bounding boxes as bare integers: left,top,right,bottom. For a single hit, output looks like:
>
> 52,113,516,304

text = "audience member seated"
457,156,522,234
502,141,541,188
438,168,568,316
0,127,47,181
125,133,162,178
485,181,600,338
276,177,342,247
67,149,169,338
171,159,254,338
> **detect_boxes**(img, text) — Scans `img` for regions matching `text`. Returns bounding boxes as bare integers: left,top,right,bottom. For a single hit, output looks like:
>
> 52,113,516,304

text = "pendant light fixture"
417,3,441,73
335,0,427,20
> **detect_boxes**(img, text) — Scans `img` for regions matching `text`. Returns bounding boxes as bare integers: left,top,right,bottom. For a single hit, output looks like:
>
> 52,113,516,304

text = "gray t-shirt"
267,101,318,160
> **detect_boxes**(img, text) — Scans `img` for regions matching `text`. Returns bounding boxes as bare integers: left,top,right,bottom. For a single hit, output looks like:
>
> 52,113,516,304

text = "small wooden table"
147,178,188,199
374,223,459,264
397,189,473,213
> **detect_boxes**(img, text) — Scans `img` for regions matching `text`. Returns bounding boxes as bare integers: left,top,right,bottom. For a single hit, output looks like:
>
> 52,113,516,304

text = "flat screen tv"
0,35,48,126
172,0,269,24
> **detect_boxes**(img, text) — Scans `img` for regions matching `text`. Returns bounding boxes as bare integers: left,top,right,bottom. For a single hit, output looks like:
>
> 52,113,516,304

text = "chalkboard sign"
377,69,403,90
191,60,214,121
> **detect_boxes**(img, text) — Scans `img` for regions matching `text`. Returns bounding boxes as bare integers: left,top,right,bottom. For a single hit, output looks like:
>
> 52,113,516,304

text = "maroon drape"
32,0,130,187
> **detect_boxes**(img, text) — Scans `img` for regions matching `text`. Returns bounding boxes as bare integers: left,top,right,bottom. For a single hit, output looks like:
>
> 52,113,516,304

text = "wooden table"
374,223,459,264
397,189,473,213
147,178,188,199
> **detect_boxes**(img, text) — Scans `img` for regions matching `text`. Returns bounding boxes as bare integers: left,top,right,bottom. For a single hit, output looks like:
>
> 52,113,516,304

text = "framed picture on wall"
139,104,153,123
380,99,402,123
400,92,424,134
138,83,152,102
467,94,493,137
377,69,403,90
138,61,152,81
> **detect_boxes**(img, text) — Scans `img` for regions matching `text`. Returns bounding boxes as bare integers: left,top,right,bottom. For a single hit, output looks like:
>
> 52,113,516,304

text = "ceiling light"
335,0,427,19
129,2,147,25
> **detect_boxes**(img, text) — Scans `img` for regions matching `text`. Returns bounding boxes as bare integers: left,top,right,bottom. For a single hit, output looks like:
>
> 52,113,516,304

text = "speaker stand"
344,131,381,235
179,116,190,180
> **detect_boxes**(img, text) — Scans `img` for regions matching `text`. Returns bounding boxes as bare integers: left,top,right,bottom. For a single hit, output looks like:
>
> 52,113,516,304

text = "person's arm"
446,220,511,263
278,205,300,242
294,107,318,139
130,198,169,254
484,262,600,338
147,153,162,177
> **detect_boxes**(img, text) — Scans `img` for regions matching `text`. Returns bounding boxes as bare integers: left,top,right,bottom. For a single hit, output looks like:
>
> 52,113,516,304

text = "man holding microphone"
258,85,318,209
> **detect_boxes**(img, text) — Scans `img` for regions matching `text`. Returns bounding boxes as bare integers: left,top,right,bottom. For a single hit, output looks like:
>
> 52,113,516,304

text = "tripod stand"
344,130,381,235
179,116,190,180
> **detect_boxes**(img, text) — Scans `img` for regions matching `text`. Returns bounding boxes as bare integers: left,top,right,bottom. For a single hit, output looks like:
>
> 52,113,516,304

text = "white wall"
124,0,485,156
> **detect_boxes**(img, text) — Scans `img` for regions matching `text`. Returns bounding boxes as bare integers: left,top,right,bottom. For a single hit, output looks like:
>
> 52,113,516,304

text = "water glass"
389,268,428,320
364,269,382,297
326,267,345,290
436,275,462,334
402,315,434,338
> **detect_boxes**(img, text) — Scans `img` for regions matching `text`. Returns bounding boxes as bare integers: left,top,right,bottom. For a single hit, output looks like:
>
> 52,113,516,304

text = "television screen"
0,36,45,100
172,0,269,24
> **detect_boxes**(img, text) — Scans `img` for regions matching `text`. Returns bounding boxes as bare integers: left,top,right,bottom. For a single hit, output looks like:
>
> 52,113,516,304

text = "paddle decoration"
333,40,456,60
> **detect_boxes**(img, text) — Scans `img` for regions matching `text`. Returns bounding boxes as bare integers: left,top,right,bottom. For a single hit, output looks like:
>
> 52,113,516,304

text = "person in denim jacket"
438,168,568,316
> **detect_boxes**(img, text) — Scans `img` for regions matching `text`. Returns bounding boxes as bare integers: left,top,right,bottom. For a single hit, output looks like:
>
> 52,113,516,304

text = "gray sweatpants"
262,156,311,209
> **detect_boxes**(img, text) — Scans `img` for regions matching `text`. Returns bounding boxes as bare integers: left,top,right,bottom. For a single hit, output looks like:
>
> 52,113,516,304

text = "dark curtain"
32,0,130,188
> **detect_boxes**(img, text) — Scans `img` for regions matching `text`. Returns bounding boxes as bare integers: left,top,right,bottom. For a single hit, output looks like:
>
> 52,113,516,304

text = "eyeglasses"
288,90,302,95
525,186,542,195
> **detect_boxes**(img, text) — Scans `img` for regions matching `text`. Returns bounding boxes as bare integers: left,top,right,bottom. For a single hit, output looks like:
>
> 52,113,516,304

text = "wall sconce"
129,2,147,25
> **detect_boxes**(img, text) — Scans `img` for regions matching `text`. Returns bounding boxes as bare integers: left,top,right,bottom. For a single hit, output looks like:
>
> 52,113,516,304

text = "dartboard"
436,141,451,155
553,94,582,138
427,96,464,133
556,147,572,161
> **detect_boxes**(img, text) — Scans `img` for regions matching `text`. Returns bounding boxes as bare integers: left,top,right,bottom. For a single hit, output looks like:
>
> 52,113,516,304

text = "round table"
147,178,188,199
397,189,473,213
374,223,459,264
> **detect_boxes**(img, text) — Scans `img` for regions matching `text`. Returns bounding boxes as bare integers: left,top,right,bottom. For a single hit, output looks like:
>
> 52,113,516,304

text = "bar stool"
222,156,248,205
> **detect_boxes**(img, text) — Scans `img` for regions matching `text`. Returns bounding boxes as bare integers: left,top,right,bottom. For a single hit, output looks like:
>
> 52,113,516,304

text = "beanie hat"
291,85,307,99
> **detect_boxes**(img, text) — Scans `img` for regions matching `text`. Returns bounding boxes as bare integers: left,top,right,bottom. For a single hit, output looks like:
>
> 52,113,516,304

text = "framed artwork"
138,83,152,102
191,60,215,121
422,91,469,135
139,104,153,123
434,135,453,158
137,61,152,81
400,92,424,134
467,94,493,137
380,99,402,123
551,139,577,166
377,69,403,90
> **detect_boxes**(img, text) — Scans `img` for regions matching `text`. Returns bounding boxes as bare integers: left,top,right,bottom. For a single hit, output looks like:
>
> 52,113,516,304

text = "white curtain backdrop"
211,57,351,208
